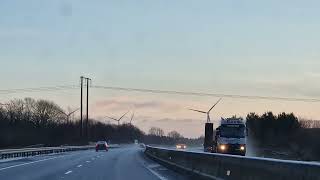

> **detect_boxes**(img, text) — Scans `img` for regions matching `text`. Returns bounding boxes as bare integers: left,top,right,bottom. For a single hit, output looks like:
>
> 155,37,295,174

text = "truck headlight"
240,146,245,151
219,145,226,151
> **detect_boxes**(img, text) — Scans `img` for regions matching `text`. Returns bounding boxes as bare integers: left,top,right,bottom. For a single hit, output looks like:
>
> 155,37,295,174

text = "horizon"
1,0,320,137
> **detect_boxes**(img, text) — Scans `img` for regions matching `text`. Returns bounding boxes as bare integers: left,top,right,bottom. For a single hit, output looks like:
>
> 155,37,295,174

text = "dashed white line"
77,165,82,168
65,170,72,175
0,156,62,171
86,161,91,163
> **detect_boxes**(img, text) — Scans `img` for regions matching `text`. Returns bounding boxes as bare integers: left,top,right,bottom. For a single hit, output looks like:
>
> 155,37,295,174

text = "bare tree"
167,130,183,139
33,99,65,126
300,120,313,128
6,99,25,124
299,119,320,128
313,120,320,128
148,127,164,137
23,97,36,122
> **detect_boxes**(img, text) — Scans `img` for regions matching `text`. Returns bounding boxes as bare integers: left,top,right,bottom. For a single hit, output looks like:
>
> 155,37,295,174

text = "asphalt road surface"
0,145,189,180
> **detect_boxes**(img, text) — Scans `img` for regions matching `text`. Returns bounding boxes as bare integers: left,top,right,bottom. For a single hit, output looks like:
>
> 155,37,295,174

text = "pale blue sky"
1,1,320,136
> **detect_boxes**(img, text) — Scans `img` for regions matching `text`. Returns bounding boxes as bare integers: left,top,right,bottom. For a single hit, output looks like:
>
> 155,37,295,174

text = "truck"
209,117,247,156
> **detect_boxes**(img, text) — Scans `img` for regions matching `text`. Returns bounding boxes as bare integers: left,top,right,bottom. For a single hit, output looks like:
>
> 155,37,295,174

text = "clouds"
252,73,320,98
95,98,164,110
133,116,205,138
155,118,199,123
93,96,184,114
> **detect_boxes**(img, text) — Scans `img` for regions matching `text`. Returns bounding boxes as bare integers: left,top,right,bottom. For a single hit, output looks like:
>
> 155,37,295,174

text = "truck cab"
213,118,247,156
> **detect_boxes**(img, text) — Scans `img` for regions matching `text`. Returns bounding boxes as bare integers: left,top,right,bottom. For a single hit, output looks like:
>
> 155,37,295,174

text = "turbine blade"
188,109,207,114
57,109,67,116
105,116,118,121
68,108,80,116
118,111,129,122
208,98,222,113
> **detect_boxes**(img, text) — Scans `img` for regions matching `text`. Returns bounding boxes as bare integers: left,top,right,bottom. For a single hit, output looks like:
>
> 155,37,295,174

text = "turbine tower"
189,98,222,123
130,112,135,125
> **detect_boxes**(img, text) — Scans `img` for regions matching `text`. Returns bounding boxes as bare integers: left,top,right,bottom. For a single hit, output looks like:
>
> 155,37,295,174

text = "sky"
1,0,320,137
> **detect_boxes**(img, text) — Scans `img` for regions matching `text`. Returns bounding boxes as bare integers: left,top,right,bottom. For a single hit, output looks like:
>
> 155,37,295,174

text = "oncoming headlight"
219,145,226,151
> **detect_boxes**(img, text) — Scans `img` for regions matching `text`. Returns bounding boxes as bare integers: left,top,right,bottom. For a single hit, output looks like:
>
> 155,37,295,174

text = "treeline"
246,112,300,144
0,98,199,148
246,112,320,160
144,127,203,146
0,98,147,148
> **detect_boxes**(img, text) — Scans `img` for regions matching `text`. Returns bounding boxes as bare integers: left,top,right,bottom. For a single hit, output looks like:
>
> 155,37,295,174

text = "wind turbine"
130,112,135,125
106,111,129,126
58,108,80,123
189,98,222,123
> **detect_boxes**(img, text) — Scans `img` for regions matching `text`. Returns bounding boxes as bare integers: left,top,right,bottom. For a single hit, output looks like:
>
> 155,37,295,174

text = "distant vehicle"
212,118,247,156
176,144,187,149
95,141,109,152
134,139,139,144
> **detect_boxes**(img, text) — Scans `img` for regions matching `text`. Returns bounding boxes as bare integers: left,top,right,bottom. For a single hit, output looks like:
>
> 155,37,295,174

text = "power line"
0,85,78,94
92,85,320,102
1,84,319,102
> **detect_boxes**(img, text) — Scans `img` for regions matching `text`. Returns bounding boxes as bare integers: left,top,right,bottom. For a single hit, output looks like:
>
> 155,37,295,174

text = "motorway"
0,145,189,180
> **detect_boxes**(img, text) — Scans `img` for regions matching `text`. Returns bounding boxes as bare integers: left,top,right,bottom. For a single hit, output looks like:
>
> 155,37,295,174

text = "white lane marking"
77,165,82,168
86,161,91,163
158,167,168,171
148,164,161,168
144,165,168,180
65,170,72,175
0,156,61,171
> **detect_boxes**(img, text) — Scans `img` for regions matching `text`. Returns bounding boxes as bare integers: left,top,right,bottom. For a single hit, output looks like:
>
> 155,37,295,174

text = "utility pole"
80,76,84,138
85,77,91,139
80,76,91,141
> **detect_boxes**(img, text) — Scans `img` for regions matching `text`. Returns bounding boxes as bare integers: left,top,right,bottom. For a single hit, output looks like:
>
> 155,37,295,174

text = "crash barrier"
0,144,120,160
145,146,320,180
139,143,146,149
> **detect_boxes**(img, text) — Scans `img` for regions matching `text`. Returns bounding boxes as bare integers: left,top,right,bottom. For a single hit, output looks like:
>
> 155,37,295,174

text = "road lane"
0,145,189,180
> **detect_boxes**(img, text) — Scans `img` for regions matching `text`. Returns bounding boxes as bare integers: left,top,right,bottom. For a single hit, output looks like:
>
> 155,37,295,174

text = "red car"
95,141,109,152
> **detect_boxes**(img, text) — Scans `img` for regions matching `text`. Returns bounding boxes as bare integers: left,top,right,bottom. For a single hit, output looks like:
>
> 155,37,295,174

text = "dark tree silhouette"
0,98,201,149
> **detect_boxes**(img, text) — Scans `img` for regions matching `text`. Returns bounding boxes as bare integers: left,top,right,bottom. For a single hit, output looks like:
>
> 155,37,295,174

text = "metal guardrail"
145,145,320,180
0,144,120,160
